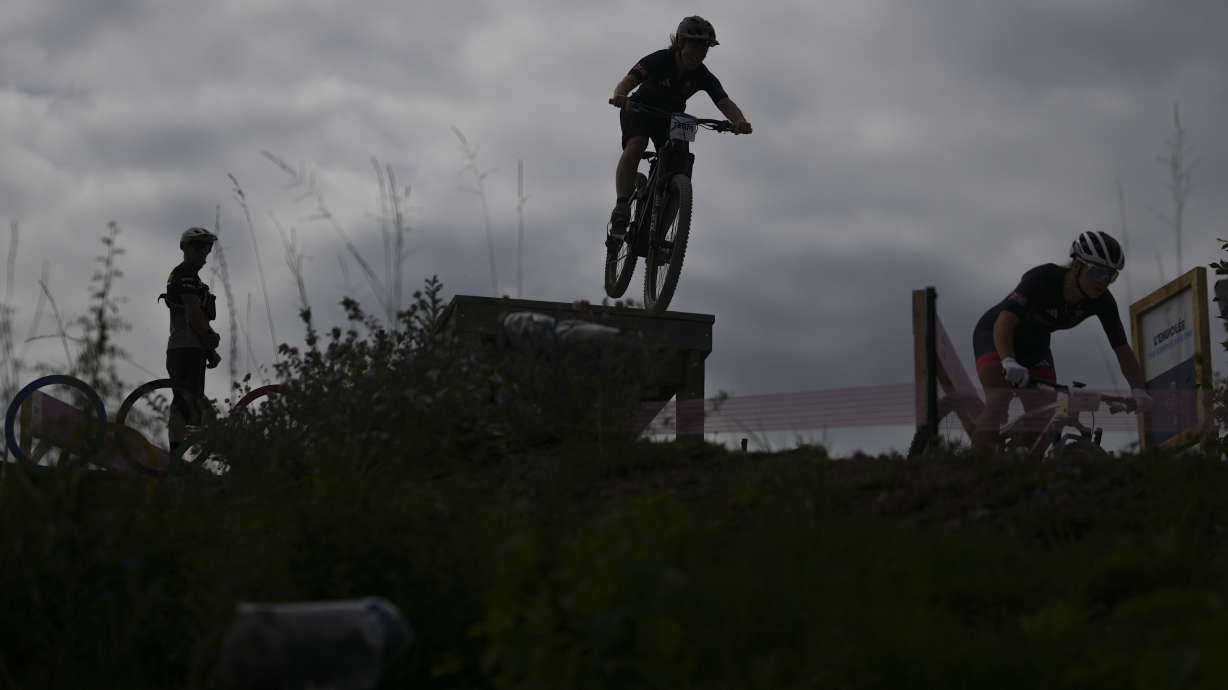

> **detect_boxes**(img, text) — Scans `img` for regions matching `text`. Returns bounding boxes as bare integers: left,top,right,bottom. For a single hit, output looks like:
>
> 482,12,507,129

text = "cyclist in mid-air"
970,231,1153,453
607,15,752,242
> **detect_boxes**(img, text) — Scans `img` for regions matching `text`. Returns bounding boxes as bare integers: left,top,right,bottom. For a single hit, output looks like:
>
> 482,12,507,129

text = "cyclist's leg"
614,109,653,232
1013,353,1058,451
166,347,207,454
616,137,649,201
612,136,646,234
970,327,1011,452
972,353,1013,453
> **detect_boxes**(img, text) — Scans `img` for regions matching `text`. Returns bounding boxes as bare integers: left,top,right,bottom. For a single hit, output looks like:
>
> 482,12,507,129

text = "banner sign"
1130,267,1212,449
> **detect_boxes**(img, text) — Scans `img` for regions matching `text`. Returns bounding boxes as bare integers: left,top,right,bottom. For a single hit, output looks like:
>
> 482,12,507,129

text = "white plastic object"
670,114,698,142
1069,391,1101,415
218,597,411,690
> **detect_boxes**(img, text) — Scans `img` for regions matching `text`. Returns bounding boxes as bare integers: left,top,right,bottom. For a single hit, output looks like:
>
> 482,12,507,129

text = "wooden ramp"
438,296,714,439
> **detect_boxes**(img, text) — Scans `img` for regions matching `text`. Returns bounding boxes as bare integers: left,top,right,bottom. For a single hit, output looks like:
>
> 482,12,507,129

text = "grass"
3,424,1228,689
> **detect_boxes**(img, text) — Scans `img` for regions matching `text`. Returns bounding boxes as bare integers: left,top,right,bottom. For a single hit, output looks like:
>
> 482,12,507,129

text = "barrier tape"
637,384,1204,435
6,375,1203,468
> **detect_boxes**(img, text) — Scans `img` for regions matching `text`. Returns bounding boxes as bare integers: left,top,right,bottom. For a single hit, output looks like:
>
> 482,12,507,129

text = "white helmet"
180,227,217,249
1070,231,1124,271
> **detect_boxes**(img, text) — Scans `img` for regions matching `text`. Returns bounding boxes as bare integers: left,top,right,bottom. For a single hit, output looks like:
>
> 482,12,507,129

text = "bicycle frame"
998,398,1088,457
997,380,1135,458
626,142,693,260
618,101,726,258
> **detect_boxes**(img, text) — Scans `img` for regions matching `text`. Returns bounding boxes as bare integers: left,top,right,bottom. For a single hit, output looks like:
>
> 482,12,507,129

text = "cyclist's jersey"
628,49,728,113
160,261,216,351
974,263,1129,360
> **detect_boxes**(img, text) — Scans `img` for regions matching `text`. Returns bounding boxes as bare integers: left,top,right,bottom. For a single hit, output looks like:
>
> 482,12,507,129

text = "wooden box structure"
437,295,714,439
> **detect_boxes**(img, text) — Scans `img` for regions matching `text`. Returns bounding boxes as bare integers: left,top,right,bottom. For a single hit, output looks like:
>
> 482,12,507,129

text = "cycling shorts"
620,106,669,150
972,327,1057,383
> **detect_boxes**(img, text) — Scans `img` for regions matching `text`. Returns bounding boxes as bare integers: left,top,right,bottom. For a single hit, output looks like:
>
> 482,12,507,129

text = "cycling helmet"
180,227,217,249
676,16,719,47
1070,231,1124,271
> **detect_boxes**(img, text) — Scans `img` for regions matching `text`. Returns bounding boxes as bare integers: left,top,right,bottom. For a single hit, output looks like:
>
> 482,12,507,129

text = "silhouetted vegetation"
4,268,1228,688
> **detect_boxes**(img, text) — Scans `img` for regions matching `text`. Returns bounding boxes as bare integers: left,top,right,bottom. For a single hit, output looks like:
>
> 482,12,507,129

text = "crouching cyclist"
159,227,223,456
970,231,1153,453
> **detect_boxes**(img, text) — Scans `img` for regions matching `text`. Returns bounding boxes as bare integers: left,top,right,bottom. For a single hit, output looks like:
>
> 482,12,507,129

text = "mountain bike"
908,379,1137,459
604,99,735,313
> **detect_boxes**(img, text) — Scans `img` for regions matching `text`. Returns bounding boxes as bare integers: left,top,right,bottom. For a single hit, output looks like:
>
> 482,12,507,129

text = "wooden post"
677,350,706,440
925,287,939,440
913,286,985,446
912,288,938,450
912,290,929,428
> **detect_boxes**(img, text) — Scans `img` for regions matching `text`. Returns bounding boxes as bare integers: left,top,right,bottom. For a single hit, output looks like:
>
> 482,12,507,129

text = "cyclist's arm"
1095,297,1142,387
612,74,641,101
180,293,213,339
1113,344,1146,390
993,311,1019,359
714,97,748,126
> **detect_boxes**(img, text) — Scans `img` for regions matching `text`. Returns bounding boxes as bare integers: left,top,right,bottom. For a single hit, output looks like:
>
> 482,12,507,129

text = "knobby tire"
644,174,692,313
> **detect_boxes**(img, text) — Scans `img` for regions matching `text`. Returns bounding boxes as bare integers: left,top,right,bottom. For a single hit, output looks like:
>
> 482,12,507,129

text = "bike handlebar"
1031,379,1137,413
609,98,738,132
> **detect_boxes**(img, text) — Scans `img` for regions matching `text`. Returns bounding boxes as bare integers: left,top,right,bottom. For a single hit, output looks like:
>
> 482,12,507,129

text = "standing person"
607,15,753,241
970,231,1153,454
159,227,222,455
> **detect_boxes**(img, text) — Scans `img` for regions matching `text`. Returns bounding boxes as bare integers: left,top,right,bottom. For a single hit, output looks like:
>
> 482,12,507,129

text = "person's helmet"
180,227,218,249
676,16,719,47
1069,230,1125,270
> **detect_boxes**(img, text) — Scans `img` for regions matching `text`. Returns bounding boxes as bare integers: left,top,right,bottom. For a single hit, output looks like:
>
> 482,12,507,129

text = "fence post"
925,287,938,443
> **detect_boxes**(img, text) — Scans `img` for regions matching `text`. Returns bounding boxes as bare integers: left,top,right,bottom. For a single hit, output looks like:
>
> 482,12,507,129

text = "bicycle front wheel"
643,174,692,313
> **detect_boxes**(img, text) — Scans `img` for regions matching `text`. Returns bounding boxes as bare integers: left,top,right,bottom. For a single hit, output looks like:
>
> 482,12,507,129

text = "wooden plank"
677,350,706,438
1193,268,1212,450
934,316,982,435
913,288,983,436
1130,267,1211,450
440,295,714,353
1130,281,1147,446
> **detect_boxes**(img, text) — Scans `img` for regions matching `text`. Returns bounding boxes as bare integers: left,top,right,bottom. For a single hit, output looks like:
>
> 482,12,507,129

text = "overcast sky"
3,0,1227,452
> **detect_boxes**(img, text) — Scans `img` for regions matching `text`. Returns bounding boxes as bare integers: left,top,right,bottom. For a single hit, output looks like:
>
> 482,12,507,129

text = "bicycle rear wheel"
604,173,647,299
644,174,692,313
